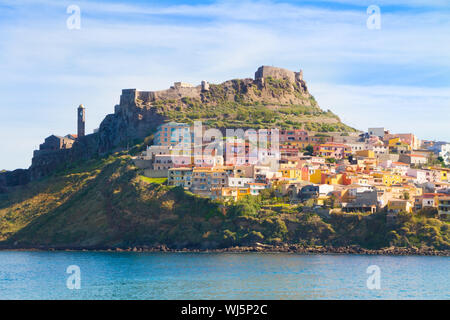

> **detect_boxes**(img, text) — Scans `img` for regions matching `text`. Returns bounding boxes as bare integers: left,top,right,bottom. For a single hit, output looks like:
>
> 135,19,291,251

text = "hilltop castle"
117,66,306,107
22,65,309,182
254,66,303,84
32,65,307,162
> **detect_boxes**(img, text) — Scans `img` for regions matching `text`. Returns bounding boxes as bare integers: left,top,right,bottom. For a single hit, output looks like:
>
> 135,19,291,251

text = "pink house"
279,129,309,143
313,142,352,159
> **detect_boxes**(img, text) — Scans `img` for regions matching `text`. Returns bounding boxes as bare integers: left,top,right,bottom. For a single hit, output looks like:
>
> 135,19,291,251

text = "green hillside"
1,154,448,251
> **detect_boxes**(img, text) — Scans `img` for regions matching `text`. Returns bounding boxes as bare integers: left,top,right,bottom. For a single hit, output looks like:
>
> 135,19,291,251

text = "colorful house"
309,169,323,184
372,172,403,186
154,122,192,147
279,168,303,181
279,129,309,143
388,138,411,154
313,143,352,159
388,200,413,213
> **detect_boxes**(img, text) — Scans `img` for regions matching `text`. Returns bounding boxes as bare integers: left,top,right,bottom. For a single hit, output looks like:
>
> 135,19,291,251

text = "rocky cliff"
0,66,355,191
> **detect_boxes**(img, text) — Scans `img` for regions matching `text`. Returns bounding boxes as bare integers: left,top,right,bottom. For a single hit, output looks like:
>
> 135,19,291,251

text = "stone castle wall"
121,85,203,105
255,66,303,83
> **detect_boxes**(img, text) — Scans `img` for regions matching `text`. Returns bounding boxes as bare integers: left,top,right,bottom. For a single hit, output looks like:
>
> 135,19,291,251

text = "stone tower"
77,104,85,138
201,80,210,91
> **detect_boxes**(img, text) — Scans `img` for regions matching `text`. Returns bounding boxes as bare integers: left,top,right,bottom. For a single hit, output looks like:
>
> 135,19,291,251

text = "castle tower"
77,104,85,138
201,80,210,91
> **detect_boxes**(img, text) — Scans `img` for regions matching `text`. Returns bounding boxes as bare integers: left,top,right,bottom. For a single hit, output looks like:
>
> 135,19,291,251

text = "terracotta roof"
409,154,426,158
420,193,446,198
392,162,409,166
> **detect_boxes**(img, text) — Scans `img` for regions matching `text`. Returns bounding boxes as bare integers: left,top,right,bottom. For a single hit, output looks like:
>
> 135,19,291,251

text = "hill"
2,66,356,186
1,66,447,253
0,155,448,252
96,66,356,157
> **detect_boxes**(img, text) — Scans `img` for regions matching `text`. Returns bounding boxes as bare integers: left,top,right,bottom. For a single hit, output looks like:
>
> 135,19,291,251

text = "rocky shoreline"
1,244,449,256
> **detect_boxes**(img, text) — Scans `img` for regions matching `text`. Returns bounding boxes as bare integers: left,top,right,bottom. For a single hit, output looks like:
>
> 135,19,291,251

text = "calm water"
0,251,448,299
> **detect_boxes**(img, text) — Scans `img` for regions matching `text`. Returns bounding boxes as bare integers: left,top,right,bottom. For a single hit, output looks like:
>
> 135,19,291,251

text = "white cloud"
0,0,449,170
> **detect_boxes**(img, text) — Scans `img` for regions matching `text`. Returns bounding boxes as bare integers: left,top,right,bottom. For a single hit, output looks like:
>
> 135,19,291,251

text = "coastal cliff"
2,66,445,254
0,156,448,253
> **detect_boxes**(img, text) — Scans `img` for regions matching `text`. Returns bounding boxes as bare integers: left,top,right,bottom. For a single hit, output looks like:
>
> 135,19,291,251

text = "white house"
246,183,267,196
429,142,450,165
368,127,386,137
227,177,255,187
407,168,428,184
318,184,334,195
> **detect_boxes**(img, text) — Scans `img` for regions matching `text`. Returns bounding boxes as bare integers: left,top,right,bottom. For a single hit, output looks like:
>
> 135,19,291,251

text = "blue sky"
0,0,449,170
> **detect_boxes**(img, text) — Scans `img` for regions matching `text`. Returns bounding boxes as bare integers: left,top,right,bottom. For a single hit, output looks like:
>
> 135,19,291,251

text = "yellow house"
323,173,344,185
280,168,303,181
279,160,300,169
237,187,250,200
314,195,330,206
284,141,310,149
388,138,411,153
213,187,250,201
372,172,402,186
388,200,413,213
442,170,448,181
431,168,449,181
309,169,323,184
355,150,375,158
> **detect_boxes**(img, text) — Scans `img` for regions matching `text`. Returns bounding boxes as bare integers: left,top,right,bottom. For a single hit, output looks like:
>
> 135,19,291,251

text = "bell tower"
77,104,85,138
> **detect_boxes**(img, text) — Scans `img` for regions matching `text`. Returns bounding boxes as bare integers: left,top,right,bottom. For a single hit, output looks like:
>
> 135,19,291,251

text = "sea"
0,251,448,299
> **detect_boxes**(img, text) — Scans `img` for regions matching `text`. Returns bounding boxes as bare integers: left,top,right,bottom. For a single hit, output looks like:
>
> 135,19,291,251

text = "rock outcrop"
0,65,342,190
0,169,30,193
28,89,169,181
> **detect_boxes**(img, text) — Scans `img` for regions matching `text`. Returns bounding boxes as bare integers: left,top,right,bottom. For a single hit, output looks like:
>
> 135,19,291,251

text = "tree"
417,207,438,218
304,198,315,207
304,144,314,156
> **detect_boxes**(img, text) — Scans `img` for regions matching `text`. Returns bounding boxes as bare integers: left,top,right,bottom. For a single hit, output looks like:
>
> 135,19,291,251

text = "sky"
0,0,449,170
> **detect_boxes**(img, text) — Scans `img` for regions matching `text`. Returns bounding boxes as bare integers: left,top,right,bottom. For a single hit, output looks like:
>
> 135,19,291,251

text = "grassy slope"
150,78,357,132
0,155,448,250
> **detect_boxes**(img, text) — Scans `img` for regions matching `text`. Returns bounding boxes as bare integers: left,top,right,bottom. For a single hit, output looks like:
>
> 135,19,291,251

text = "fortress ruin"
117,66,304,108
254,66,303,84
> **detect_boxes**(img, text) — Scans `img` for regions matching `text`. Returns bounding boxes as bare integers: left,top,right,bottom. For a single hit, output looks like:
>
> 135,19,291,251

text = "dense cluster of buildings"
135,122,450,219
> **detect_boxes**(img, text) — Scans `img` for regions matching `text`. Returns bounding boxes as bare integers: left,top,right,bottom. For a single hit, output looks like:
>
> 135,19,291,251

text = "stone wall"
255,66,302,83
122,86,202,104
143,169,168,178
133,159,153,169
